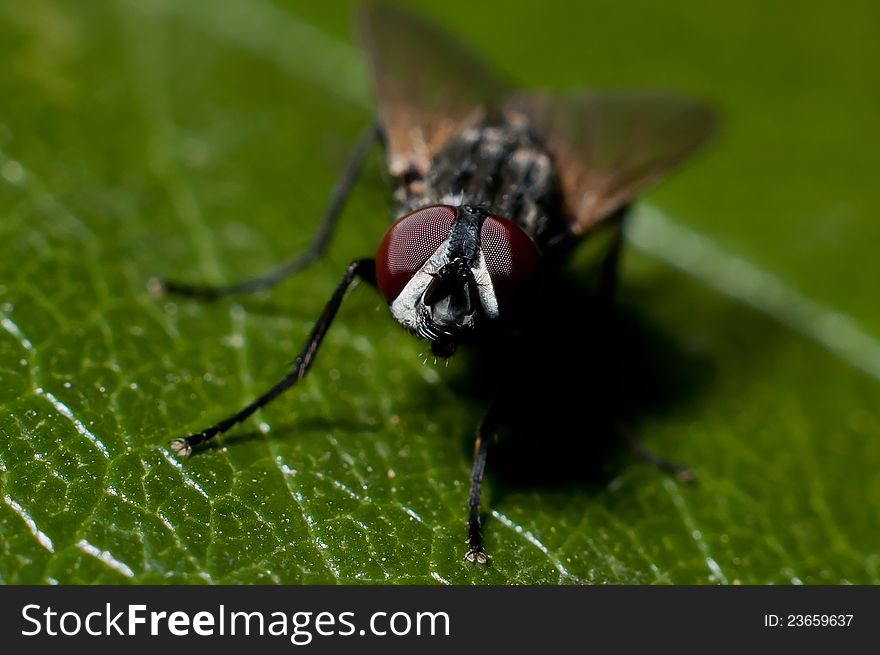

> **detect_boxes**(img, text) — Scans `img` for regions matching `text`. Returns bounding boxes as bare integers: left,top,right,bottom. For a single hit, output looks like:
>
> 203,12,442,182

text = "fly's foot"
170,426,221,458
670,462,697,483
147,276,167,297
465,545,489,565
169,438,193,458
616,422,697,483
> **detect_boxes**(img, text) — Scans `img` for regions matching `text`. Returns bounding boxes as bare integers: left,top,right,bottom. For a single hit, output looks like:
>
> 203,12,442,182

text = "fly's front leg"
465,401,502,564
153,123,380,300
170,258,376,456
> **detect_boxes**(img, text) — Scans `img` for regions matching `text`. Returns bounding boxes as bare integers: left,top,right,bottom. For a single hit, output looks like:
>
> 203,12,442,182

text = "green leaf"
1,0,879,584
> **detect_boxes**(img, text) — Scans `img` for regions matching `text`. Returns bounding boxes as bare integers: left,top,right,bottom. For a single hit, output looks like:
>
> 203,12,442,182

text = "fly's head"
376,204,539,357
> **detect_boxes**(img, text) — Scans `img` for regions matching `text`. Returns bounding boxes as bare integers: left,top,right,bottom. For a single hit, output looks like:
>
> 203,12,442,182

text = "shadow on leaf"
448,265,716,501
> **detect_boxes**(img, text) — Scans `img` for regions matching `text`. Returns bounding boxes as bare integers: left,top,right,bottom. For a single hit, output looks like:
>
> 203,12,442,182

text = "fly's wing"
357,4,508,180
506,91,717,235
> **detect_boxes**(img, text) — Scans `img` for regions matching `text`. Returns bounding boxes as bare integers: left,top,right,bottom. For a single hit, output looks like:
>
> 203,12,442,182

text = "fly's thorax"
375,204,539,356
399,122,569,251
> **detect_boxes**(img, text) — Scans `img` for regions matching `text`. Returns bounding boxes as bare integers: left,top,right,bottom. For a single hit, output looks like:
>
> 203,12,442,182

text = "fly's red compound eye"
480,215,539,304
376,205,457,301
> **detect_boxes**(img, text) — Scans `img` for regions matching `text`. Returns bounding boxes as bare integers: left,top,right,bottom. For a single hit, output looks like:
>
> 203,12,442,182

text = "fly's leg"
596,213,696,482
170,258,375,456
597,208,627,307
614,422,696,482
153,123,380,300
465,402,502,564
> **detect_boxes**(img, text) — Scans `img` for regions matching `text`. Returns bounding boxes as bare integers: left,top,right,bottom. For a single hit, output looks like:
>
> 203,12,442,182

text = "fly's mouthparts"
416,316,453,343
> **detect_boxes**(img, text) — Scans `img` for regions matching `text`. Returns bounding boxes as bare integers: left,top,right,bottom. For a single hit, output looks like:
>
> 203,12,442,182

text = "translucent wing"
506,91,717,235
357,4,508,180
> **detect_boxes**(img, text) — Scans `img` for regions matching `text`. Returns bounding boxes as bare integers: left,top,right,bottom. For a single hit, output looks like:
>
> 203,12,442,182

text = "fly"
158,4,717,564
